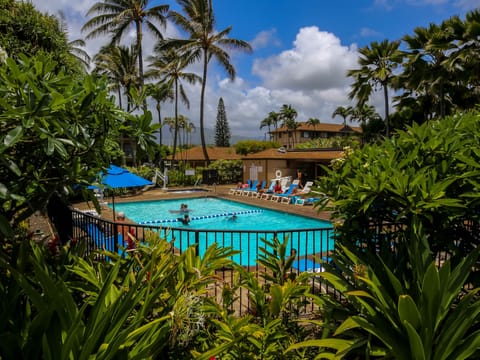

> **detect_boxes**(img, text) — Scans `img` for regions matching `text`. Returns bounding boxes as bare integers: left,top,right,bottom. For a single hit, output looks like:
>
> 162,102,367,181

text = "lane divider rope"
139,209,263,224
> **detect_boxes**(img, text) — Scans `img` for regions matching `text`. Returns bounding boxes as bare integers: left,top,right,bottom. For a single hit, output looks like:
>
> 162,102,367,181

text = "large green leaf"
398,295,421,330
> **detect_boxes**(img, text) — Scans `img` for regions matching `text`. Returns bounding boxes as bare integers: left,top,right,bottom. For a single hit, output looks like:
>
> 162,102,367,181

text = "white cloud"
252,27,358,91
28,3,368,139
453,0,480,10
360,27,383,38
250,29,282,50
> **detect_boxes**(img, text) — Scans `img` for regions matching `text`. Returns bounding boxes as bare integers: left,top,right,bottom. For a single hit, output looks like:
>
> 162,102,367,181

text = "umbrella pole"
112,194,116,220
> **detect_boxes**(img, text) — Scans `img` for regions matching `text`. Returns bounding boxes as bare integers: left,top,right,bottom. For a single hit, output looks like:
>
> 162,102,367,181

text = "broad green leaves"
0,54,124,233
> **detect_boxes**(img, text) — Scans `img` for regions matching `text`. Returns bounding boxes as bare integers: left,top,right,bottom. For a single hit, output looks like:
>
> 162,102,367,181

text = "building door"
249,164,259,181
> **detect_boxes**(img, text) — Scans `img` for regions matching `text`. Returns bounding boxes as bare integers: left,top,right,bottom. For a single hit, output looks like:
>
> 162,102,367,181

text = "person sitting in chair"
116,212,136,250
273,179,283,194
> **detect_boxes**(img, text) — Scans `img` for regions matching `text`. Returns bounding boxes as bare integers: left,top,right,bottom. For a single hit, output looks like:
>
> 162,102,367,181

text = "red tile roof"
166,146,241,161
270,122,362,133
168,146,344,162
242,148,343,160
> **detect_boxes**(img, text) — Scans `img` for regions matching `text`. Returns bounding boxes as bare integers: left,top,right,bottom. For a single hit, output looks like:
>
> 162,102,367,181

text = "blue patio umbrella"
90,164,152,218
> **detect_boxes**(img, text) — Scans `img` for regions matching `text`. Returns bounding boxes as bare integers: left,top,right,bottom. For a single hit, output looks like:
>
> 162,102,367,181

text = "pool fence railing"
70,208,336,316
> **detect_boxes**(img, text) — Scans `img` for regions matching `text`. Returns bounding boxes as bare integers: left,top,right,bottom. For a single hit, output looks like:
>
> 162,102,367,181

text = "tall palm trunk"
383,82,390,137
200,49,210,164
117,87,122,109
135,19,144,90
156,102,162,147
172,78,179,161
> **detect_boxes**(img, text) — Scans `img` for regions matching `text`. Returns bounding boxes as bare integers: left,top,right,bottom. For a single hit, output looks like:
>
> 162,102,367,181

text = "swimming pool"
113,197,334,266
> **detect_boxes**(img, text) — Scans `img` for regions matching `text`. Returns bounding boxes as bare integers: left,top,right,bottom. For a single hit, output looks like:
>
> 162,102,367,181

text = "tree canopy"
0,0,80,71
0,54,125,237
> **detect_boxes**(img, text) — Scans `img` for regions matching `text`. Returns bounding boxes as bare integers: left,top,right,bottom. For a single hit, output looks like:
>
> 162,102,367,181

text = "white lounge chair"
298,181,314,194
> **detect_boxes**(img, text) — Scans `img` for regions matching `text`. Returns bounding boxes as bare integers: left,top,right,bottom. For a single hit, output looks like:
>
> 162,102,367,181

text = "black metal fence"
71,208,335,315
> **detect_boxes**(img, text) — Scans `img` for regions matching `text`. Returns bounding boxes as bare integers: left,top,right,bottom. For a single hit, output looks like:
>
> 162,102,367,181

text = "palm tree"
93,44,138,111
402,23,457,119
350,104,380,126
332,106,352,126
147,47,200,161
184,120,195,148
164,0,252,165
306,117,320,138
279,104,298,148
68,39,91,70
145,81,173,147
347,39,403,137
58,11,91,70
163,116,176,148
260,111,278,140
82,0,169,91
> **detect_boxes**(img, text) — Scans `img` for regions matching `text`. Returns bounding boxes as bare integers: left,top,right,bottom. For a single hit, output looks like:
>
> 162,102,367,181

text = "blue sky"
30,0,480,139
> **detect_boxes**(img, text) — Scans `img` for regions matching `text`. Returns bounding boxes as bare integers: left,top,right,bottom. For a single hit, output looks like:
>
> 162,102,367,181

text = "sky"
29,0,480,140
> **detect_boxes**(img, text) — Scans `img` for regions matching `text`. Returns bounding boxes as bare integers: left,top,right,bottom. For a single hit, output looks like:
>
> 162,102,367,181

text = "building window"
302,131,310,138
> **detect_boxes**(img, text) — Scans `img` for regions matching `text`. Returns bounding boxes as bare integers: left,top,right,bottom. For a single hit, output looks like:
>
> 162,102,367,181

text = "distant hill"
161,127,262,146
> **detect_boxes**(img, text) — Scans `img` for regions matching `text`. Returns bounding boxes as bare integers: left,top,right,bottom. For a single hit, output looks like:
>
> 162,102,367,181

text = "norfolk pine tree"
214,97,231,147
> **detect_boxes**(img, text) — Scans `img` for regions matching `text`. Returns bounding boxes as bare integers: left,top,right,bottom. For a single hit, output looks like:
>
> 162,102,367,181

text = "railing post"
195,231,200,257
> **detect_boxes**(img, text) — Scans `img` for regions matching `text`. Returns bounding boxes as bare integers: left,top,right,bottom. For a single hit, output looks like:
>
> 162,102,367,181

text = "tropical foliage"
234,140,280,155
0,54,124,237
82,0,169,90
302,110,480,358
0,229,238,359
0,0,82,71
317,111,480,263
207,159,242,184
295,136,361,150
147,46,200,160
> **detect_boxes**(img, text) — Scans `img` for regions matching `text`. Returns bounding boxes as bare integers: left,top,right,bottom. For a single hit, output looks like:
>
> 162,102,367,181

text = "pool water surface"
113,197,330,231
113,197,334,266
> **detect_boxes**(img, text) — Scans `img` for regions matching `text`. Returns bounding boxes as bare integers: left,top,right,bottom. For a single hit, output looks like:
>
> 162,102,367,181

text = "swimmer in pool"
178,213,190,225
169,203,191,214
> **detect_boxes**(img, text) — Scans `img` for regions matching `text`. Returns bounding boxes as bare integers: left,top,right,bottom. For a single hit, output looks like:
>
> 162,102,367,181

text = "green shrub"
208,159,243,184
301,111,480,358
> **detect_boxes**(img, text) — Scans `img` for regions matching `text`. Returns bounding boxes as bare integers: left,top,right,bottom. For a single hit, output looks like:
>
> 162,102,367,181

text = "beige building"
270,122,361,149
170,146,344,185
241,148,343,185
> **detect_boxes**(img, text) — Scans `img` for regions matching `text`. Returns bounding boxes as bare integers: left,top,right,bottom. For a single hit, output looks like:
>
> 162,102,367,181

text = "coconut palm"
67,39,91,70
145,81,173,147
184,119,195,148
306,117,320,138
350,104,380,125
402,23,457,119
57,11,91,70
260,111,279,140
332,106,352,126
82,0,169,91
147,47,201,161
164,0,252,165
347,39,403,137
279,104,298,148
93,44,138,111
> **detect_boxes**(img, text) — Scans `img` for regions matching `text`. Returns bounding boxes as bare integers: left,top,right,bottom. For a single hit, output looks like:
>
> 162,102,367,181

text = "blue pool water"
114,197,329,230
113,197,334,266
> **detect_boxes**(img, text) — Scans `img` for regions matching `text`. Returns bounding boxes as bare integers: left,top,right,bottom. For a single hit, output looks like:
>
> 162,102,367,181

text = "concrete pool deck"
73,184,332,223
